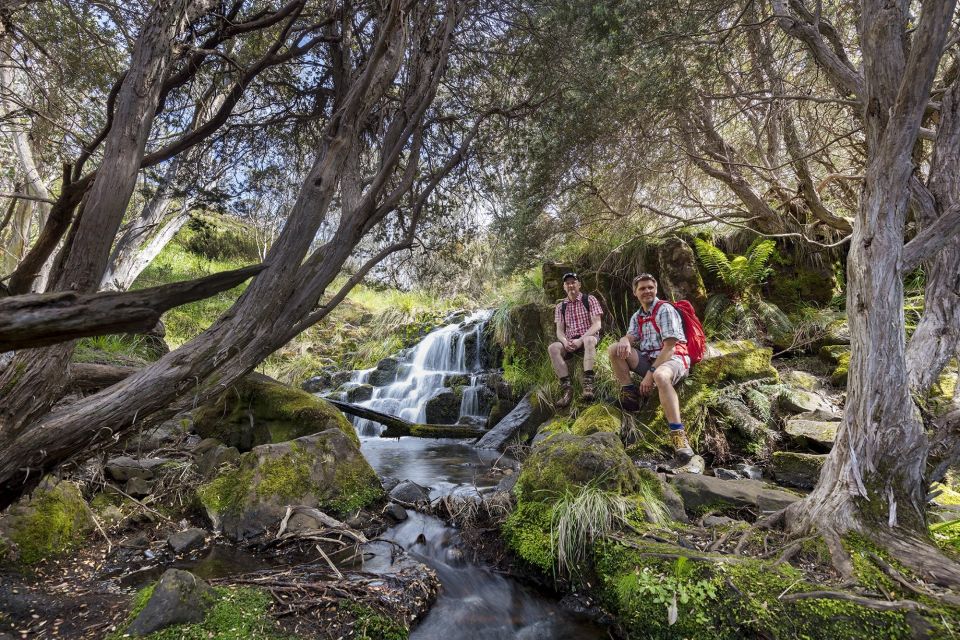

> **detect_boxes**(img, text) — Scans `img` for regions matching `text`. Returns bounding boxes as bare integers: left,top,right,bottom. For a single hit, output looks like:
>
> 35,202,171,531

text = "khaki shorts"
631,354,688,386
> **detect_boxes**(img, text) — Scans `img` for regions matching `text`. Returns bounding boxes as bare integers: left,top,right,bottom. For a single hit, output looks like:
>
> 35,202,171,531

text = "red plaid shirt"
555,293,603,339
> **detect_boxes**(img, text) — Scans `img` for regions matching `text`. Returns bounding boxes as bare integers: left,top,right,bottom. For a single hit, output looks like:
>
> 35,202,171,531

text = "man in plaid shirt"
548,272,603,408
608,273,695,463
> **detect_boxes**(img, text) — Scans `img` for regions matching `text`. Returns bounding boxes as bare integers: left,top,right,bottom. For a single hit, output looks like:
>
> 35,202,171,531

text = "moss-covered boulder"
653,236,708,315
424,389,461,424
571,404,623,436
772,452,826,489
781,370,822,391
497,301,555,357
819,344,851,387
193,374,358,452
764,253,836,312
197,430,382,540
0,478,94,565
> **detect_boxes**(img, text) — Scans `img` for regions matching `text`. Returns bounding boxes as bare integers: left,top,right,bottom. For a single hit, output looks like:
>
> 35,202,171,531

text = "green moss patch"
571,404,622,436
1,480,93,565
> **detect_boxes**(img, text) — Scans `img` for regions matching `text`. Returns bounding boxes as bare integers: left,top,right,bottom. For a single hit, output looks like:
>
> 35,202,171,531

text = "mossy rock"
497,301,555,355
593,536,947,639
926,367,957,415
818,345,851,387
652,236,708,315
193,373,358,452
764,256,836,312
0,478,94,565
196,430,382,540
781,370,822,391
772,451,826,490
570,404,623,437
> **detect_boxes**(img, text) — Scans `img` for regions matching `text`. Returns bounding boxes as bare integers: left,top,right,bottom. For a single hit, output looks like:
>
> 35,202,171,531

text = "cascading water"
346,310,493,435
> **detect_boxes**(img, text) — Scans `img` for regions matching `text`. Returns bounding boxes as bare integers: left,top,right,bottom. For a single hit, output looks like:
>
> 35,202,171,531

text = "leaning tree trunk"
782,0,960,587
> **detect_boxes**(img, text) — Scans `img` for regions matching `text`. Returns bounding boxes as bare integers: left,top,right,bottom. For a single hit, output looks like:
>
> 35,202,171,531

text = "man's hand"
640,371,655,395
563,337,577,351
615,338,631,358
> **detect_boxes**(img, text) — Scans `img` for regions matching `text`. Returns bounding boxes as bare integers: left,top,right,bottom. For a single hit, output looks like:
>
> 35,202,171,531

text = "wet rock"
301,374,330,393
167,528,206,554
192,373,358,452
496,473,519,494
475,392,551,451
444,547,465,566
444,373,471,388
784,418,838,450
126,569,213,636
344,383,374,403
125,477,154,498
389,480,431,506
668,474,800,514
197,430,382,541
714,468,740,481
772,452,826,490
380,476,401,492
384,503,408,521
735,463,764,480
368,357,400,386
424,390,461,424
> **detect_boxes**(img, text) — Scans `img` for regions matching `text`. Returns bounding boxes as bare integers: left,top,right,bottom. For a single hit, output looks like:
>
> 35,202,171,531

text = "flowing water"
335,311,608,639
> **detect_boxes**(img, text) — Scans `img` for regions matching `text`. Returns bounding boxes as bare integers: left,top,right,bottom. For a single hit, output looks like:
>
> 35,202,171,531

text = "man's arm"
583,314,601,338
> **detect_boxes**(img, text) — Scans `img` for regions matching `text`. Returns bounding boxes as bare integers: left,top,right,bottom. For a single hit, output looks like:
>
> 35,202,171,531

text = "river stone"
368,357,400,386
735,463,764,480
425,390,461,424
384,503,408,521
389,480,431,505
775,389,834,416
781,370,822,391
344,383,374,403
714,468,740,481
301,374,330,393
126,569,213,636
784,418,838,450
475,392,551,451
168,528,207,554
668,474,800,514
772,452,826,490
194,442,241,480
197,430,383,541
192,373,358,452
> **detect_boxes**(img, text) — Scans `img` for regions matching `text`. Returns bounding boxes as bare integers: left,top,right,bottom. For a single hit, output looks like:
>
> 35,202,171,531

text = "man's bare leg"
548,342,570,378
653,369,681,424
607,342,639,385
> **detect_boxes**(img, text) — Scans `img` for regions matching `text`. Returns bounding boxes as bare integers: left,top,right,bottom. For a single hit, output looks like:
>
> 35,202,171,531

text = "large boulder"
424,389,461,424
475,392,551,451
197,430,383,541
192,374,358,452
775,389,835,416
653,236,708,315
764,251,836,312
0,478,94,565
497,302,555,358
368,357,401,386
126,569,214,636
668,474,800,515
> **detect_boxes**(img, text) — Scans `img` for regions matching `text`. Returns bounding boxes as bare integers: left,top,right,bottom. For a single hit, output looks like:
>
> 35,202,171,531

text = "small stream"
338,311,608,639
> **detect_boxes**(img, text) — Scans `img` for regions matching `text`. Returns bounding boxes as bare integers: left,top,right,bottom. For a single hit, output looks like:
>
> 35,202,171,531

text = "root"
780,591,927,612
869,530,960,590
821,528,856,584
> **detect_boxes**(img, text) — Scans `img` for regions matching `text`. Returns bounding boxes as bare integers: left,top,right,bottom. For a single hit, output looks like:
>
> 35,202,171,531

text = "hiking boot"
618,387,641,412
582,376,595,401
670,428,695,464
557,383,574,409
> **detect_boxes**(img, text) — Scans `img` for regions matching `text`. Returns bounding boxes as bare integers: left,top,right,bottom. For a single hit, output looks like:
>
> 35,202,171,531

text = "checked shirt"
554,293,603,339
627,297,688,365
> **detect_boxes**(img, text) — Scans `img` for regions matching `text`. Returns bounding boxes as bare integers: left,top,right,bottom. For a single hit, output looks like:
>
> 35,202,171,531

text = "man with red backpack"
608,273,696,463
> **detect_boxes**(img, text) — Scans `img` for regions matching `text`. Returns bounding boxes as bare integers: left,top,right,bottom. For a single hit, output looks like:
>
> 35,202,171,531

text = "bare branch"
902,202,960,270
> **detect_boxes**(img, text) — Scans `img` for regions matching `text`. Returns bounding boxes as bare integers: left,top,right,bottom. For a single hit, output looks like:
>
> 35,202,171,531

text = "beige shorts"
631,354,688,386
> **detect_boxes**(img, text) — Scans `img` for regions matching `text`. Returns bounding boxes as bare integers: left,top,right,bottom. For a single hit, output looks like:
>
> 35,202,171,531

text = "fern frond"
694,238,733,284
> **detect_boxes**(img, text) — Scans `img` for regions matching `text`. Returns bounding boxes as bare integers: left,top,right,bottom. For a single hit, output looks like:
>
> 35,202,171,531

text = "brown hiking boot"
557,383,574,408
670,428,695,464
582,376,595,401
618,387,641,412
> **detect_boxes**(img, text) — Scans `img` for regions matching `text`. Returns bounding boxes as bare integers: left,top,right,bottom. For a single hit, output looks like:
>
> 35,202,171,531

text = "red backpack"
647,300,707,365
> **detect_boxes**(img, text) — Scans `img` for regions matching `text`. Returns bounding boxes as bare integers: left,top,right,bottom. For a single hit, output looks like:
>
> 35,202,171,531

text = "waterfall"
342,310,493,436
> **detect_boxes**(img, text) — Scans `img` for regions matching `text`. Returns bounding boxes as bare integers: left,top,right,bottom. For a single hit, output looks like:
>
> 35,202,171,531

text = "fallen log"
0,263,264,351
327,398,484,439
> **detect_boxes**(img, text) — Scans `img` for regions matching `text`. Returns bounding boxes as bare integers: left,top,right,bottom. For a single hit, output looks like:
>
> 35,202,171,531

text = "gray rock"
475,392,551,451
368,357,400,386
167,528,207,554
776,389,834,416
424,390,461,424
106,456,168,482
772,452,827,490
669,474,800,514
125,476,154,498
781,370,822,391
714,468,740,481
784,418,838,450
673,454,705,475
735,463,764,480
344,382,374,403
380,476,401,492
301,374,331,393
389,480,431,505
384,503,408,521
658,478,688,523
496,473,519,494
127,569,214,636
194,442,240,479
444,373,471,388
703,515,740,527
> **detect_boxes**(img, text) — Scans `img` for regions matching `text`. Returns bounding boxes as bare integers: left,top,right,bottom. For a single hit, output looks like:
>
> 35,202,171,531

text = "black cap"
562,272,579,282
